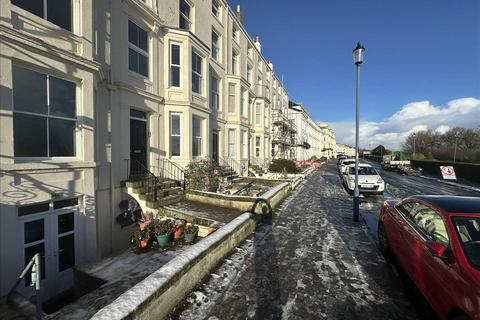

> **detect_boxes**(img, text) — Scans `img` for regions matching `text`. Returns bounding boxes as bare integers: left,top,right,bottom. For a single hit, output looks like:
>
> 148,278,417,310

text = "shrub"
268,159,299,173
319,157,328,162
185,158,222,191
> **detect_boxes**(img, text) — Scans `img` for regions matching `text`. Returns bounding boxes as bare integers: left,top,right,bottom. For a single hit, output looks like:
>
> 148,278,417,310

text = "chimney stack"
254,35,261,52
235,5,243,24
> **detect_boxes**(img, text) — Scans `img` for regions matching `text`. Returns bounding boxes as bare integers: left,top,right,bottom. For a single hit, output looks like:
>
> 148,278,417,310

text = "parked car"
338,158,355,175
343,163,384,195
337,155,347,165
378,195,480,320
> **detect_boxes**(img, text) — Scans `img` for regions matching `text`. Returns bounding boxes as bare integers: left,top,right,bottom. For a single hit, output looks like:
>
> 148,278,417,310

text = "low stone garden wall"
90,212,257,320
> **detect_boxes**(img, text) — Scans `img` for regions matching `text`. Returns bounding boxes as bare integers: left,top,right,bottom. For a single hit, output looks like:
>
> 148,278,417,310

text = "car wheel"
378,223,392,262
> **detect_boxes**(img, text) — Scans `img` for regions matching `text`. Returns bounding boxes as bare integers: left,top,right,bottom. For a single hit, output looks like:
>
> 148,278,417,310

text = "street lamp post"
352,42,365,222
453,132,459,163
413,132,416,160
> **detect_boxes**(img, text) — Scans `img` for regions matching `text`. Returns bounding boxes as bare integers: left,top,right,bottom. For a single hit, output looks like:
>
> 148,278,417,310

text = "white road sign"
440,166,457,180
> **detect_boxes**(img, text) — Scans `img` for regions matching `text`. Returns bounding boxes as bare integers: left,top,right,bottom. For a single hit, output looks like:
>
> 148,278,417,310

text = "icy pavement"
172,163,421,320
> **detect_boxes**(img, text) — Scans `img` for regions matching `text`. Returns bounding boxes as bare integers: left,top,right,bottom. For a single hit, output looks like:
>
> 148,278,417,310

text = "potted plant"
172,219,186,240
154,219,172,247
184,223,199,243
130,228,150,249
138,211,154,231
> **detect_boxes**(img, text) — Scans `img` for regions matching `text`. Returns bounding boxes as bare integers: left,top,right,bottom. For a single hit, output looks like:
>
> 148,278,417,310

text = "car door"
412,205,457,316
391,201,421,278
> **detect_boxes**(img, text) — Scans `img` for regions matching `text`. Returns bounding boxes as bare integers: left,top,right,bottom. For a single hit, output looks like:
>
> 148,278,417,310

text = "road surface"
172,161,477,320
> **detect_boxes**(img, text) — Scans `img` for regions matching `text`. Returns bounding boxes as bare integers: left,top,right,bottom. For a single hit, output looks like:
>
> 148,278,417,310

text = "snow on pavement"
172,163,420,320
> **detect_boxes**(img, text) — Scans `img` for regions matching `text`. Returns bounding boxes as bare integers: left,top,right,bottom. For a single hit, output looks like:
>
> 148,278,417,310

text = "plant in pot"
154,219,172,247
184,223,199,243
130,228,150,249
172,219,186,240
138,211,154,231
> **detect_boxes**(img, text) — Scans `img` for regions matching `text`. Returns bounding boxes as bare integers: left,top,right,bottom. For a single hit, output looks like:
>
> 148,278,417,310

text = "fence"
411,160,480,183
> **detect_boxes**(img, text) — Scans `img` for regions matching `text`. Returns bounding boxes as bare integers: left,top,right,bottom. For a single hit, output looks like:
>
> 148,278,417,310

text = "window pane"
14,113,47,157
172,136,180,156
171,115,180,135
171,66,180,87
138,28,148,52
24,219,44,244
129,48,138,73
171,44,180,65
128,20,138,46
49,118,75,156
180,0,190,17
12,0,44,19
192,74,200,93
46,0,71,31
138,53,148,77
58,234,75,272
58,212,74,234
130,109,146,119
18,203,50,216
179,16,189,30
193,118,201,136
54,198,78,209
13,65,47,114
49,76,76,118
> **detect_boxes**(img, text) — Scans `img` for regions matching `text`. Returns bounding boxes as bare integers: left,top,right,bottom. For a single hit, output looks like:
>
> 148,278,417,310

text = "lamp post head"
352,42,365,65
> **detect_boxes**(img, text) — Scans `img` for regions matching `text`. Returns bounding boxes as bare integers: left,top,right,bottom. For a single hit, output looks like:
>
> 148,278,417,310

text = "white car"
338,158,356,175
343,163,385,195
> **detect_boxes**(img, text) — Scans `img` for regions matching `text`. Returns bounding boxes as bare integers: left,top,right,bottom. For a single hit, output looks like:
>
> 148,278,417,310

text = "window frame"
228,129,235,157
179,0,192,31
11,0,73,32
210,75,219,110
128,20,149,78
192,116,203,158
228,83,236,113
255,103,261,125
231,50,238,75
191,50,203,94
211,30,220,61
170,113,181,157
12,65,78,159
212,0,220,19
255,136,261,157
169,43,181,88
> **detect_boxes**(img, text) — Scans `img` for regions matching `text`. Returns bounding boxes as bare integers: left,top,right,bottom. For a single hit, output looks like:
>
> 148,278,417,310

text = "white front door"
19,208,80,299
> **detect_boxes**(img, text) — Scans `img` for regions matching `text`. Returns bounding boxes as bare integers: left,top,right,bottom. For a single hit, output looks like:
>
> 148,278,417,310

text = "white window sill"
1,161,98,172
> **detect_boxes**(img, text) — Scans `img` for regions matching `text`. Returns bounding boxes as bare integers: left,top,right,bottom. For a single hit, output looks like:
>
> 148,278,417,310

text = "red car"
378,195,480,320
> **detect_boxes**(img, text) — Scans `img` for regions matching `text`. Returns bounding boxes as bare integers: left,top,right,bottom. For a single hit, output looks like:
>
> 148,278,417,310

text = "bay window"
13,65,76,157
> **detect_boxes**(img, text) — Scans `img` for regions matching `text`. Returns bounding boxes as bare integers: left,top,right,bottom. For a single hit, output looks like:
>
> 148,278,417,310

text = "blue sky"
228,0,480,148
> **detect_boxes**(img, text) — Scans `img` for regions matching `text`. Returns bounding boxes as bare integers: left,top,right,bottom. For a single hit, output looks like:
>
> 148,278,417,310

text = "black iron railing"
152,158,185,190
130,160,161,201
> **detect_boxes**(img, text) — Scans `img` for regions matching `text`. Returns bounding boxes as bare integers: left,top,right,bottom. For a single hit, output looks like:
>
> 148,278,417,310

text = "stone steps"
124,176,184,209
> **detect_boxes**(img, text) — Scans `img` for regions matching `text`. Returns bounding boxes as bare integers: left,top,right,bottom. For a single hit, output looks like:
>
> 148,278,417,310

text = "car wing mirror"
425,242,450,261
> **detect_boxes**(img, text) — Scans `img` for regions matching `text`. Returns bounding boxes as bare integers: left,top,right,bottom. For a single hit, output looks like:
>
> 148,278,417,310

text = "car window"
452,216,480,270
411,204,449,245
397,202,416,219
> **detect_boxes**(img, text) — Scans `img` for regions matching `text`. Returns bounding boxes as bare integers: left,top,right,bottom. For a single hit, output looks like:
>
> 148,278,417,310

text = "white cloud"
329,97,480,150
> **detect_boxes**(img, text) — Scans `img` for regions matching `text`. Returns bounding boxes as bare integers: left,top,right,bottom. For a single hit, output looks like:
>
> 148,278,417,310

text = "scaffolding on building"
271,108,296,159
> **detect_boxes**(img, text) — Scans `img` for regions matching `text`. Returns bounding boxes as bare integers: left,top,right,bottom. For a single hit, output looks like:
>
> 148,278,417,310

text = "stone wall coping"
90,212,254,320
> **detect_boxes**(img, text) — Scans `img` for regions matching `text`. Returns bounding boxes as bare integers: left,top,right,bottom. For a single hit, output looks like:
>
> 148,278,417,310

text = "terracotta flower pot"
138,222,147,230
138,239,148,249
173,225,184,240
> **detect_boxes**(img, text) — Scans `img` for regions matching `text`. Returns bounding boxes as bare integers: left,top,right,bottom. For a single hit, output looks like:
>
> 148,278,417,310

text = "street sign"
440,166,457,180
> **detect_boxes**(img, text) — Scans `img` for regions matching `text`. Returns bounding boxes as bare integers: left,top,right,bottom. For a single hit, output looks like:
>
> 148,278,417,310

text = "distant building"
337,144,355,157
288,102,323,161
318,123,337,158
